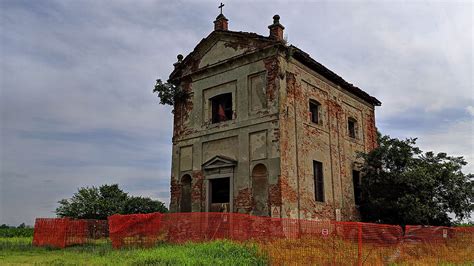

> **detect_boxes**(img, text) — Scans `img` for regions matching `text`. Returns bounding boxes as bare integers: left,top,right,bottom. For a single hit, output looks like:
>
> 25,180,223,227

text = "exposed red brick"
365,111,378,151
268,178,282,206
234,188,253,213
172,81,194,141
263,57,279,102
280,177,298,203
170,178,181,208
191,171,205,211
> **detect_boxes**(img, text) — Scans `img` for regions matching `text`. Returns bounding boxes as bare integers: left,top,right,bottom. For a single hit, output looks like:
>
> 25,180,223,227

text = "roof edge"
290,46,381,106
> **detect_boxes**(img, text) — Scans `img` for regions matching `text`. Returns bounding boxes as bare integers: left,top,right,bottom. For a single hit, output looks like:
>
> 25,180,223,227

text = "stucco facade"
166,14,380,221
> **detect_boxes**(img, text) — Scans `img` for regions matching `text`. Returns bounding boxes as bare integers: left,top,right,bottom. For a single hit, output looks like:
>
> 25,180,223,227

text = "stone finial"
173,54,183,68
268,14,285,41
273,14,280,24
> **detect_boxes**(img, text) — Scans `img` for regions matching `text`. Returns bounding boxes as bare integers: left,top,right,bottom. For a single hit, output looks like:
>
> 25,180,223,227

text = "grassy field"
1,235,472,265
0,237,267,265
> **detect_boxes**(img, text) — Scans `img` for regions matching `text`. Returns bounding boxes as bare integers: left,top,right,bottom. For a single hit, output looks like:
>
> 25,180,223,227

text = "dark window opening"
180,175,192,212
309,100,321,124
211,93,232,123
348,118,357,138
352,170,361,206
210,177,230,204
313,161,324,202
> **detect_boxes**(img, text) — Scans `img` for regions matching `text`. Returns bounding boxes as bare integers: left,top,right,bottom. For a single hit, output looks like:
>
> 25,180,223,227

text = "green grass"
0,237,268,265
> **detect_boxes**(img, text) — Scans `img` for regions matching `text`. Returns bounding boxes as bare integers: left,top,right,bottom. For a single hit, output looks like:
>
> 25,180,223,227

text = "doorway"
209,177,230,212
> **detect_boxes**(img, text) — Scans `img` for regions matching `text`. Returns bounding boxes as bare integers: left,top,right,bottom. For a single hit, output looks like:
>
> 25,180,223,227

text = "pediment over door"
202,155,237,170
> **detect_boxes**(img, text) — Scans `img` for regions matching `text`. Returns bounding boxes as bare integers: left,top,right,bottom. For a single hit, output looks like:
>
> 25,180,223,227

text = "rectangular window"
309,100,320,124
211,93,233,123
348,118,356,138
313,161,324,202
352,170,361,205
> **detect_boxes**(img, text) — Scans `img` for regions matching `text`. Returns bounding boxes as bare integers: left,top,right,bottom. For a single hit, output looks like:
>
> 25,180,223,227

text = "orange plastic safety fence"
32,218,69,248
32,218,108,248
33,213,474,264
401,225,474,264
106,212,473,264
108,212,163,248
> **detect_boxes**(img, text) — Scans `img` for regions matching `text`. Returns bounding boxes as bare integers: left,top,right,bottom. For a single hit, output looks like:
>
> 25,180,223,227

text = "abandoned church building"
166,12,381,221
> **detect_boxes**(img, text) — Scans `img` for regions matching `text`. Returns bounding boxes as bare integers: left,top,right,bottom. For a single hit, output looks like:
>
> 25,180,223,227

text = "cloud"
1,0,472,225
467,106,474,117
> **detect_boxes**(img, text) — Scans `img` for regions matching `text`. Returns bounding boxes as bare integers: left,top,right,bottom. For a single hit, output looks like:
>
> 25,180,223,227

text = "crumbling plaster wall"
170,43,282,215
279,58,377,221
169,36,378,221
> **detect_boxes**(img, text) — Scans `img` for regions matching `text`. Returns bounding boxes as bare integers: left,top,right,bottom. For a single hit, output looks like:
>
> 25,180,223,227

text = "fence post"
332,222,336,265
358,223,362,266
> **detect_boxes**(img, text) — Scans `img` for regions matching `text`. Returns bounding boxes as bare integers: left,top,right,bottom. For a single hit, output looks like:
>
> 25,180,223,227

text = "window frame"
348,117,358,139
210,93,233,124
309,99,321,124
313,160,325,202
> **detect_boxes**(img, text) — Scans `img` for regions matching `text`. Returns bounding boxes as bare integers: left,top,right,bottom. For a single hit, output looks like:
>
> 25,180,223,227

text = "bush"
0,228,34,238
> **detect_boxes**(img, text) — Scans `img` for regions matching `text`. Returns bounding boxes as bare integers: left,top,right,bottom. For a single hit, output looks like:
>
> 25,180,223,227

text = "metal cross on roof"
218,3,224,15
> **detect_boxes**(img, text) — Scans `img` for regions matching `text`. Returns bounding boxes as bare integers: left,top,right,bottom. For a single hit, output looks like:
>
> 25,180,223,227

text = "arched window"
252,164,268,216
180,174,192,212
348,117,358,138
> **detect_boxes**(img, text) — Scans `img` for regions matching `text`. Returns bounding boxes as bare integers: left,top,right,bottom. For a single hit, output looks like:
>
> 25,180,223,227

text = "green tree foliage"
123,196,168,214
56,184,168,219
152,79,188,106
0,224,33,237
358,134,473,226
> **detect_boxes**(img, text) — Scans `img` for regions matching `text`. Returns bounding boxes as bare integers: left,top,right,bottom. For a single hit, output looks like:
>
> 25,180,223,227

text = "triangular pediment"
202,155,237,170
199,40,248,68
170,31,276,81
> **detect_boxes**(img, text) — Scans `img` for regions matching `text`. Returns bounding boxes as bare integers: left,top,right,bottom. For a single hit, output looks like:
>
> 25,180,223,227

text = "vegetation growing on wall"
153,79,188,106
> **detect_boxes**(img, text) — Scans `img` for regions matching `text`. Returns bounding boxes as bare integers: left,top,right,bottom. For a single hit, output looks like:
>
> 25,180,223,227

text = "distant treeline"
0,224,34,238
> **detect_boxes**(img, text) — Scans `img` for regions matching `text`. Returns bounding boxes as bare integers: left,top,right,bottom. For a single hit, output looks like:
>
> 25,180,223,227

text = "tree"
152,79,188,106
56,184,168,219
123,196,168,214
358,134,473,226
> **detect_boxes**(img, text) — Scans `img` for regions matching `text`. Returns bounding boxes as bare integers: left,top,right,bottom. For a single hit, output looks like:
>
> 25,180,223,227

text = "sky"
1,0,472,226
